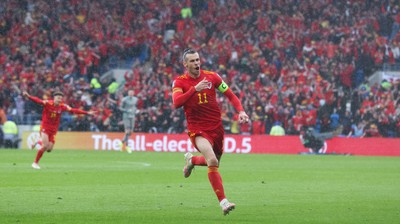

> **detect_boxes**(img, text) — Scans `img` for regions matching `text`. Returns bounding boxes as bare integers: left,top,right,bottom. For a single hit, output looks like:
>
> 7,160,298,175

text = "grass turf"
0,149,399,224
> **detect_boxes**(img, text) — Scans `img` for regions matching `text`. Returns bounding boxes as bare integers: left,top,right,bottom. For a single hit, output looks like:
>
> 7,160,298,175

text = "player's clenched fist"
238,111,250,123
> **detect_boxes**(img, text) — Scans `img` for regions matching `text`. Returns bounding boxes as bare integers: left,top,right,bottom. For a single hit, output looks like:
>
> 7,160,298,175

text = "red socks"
190,156,226,202
35,148,45,163
192,156,207,166
208,166,226,202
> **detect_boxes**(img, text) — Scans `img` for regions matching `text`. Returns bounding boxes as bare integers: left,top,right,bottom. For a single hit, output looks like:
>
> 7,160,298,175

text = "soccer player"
22,91,94,169
172,48,249,215
118,89,138,153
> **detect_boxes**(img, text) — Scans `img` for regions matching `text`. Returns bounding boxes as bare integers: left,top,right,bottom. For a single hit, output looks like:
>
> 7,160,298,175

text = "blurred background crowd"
1,0,400,138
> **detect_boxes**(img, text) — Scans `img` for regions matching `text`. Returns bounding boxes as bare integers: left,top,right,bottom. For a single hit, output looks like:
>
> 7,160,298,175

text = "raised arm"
22,91,46,105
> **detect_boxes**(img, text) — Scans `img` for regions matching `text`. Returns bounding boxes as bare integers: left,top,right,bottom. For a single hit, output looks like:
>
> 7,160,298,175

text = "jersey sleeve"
69,108,89,115
172,78,196,108
63,104,88,115
172,79,183,94
27,96,47,105
212,73,244,112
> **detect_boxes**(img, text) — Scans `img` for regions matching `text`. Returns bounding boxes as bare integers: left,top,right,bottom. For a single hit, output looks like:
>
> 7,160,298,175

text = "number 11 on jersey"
197,93,208,104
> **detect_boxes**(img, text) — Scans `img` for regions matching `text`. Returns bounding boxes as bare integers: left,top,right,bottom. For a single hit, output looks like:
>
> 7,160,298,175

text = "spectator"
15,95,25,124
251,111,265,135
348,121,366,138
330,108,340,131
90,73,102,98
107,78,119,98
364,123,382,137
2,119,19,148
230,114,240,134
270,121,285,136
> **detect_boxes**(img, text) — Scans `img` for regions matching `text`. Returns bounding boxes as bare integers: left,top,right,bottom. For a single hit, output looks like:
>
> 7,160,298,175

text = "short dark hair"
53,91,64,97
182,48,197,62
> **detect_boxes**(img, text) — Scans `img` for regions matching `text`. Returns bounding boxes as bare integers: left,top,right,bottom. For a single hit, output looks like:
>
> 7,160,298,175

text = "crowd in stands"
1,0,400,138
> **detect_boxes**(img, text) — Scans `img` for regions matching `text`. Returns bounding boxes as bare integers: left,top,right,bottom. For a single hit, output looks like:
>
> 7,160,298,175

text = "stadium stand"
1,0,400,137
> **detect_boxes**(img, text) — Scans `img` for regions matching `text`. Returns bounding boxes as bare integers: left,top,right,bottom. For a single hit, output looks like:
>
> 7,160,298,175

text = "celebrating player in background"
172,48,249,215
118,89,138,153
22,91,94,169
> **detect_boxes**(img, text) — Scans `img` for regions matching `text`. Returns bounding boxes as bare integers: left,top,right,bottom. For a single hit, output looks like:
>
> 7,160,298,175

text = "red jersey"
172,70,225,131
28,96,88,134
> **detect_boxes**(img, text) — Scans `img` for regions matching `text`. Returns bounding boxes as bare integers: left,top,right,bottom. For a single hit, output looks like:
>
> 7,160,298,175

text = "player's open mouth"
195,66,200,70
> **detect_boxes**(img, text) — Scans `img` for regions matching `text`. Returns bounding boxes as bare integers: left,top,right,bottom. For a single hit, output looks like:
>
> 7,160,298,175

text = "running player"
118,89,138,153
172,48,249,215
22,91,94,169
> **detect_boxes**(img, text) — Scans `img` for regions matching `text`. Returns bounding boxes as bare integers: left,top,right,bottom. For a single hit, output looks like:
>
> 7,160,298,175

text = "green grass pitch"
0,149,400,224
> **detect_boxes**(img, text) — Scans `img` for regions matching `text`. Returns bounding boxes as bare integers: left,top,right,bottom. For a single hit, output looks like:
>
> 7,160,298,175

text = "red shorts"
40,127,56,144
188,125,224,158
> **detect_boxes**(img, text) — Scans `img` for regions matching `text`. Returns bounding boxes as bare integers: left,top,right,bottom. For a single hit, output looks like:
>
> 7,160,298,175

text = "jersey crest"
205,81,213,89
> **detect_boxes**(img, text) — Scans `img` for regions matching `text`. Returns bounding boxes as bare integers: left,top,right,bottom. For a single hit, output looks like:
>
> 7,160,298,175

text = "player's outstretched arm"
22,91,45,105
68,107,92,115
